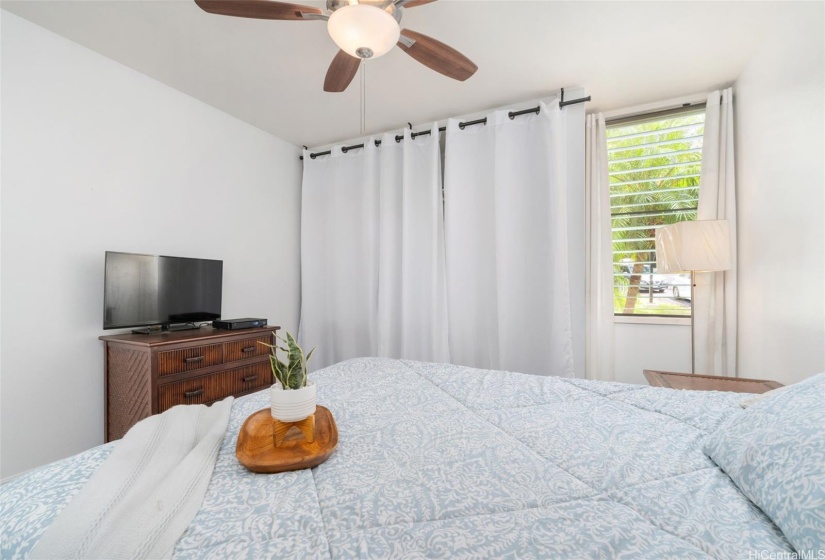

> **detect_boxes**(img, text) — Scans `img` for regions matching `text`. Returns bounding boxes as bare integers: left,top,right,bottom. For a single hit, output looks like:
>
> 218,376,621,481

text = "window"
607,107,706,317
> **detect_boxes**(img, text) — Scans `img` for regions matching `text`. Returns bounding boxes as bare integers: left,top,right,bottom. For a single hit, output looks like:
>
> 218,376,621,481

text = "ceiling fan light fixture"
327,4,400,59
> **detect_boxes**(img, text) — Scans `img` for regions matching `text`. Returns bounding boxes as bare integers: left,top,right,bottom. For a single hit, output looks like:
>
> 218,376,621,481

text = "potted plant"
259,332,317,422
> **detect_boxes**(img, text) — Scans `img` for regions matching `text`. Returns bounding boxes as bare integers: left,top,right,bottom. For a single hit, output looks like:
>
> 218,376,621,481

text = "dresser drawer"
228,362,272,394
157,362,272,411
158,374,218,410
224,335,272,363
157,344,223,377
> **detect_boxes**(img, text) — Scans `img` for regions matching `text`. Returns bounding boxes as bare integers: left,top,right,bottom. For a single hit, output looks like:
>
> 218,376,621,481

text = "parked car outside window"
670,273,692,300
619,261,669,293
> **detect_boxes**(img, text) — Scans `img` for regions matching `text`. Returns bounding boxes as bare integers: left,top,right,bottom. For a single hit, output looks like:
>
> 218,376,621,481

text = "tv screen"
103,251,223,330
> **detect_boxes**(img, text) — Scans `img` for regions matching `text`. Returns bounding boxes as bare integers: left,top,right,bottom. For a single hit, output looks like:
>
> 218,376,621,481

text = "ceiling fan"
194,0,478,92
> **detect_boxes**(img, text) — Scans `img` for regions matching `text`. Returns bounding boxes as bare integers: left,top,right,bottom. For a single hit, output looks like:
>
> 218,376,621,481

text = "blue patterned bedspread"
1,359,793,558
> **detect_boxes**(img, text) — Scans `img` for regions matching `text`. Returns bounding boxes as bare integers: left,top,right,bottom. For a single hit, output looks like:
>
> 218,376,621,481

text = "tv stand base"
130,323,201,335
165,323,201,332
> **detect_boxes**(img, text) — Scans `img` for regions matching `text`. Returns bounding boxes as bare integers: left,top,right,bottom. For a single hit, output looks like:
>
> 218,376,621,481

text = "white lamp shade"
327,5,400,60
655,220,732,273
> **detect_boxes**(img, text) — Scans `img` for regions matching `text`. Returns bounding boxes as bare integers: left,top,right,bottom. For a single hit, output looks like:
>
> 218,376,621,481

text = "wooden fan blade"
401,0,438,7
324,50,361,92
195,0,322,20
398,29,477,81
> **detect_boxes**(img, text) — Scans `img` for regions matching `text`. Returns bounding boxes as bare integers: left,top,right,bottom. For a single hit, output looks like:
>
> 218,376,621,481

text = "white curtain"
299,143,379,369
695,88,738,376
443,100,574,377
377,125,450,363
299,127,448,369
585,113,615,381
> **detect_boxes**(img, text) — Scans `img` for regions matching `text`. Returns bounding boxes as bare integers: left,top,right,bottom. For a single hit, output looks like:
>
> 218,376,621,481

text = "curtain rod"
300,89,591,160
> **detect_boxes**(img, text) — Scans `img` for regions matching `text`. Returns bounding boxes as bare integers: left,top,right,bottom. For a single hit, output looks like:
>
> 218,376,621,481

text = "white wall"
614,322,691,385
0,11,303,478
733,4,825,385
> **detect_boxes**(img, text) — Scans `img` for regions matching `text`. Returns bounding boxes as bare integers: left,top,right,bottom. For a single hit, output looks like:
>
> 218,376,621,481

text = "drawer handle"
242,374,258,383
184,388,204,398
241,347,256,353
184,356,204,364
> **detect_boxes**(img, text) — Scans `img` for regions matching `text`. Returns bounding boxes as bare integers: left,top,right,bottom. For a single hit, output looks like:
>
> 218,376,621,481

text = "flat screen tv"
103,251,222,331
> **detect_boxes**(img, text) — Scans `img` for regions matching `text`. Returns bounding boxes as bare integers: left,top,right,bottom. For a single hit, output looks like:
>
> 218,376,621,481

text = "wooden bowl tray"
236,406,338,473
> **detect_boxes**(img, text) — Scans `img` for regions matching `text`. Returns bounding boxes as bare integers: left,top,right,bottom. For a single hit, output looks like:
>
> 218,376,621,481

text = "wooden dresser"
101,326,279,441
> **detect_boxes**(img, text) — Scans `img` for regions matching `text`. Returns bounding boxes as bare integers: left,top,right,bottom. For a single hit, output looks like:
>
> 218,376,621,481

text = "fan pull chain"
360,60,366,135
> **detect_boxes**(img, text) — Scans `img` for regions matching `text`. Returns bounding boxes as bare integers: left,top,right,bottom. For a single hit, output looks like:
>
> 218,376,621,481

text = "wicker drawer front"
158,373,217,412
157,344,222,376
157,363,272,412
224,335,272,363
229,362,272,394
158,370,232,411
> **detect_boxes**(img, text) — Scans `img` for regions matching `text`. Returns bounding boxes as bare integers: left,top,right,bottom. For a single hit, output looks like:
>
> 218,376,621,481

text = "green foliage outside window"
608,110,705,316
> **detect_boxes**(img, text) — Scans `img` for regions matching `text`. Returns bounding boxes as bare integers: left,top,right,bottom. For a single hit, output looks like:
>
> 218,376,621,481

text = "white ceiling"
1,0,796,147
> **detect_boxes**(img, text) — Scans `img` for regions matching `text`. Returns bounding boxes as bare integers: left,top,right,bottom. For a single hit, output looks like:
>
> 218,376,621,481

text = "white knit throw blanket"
31,397,234,560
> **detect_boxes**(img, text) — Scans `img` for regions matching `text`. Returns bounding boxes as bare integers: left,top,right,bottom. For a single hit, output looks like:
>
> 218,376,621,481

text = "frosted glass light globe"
327,4,400,60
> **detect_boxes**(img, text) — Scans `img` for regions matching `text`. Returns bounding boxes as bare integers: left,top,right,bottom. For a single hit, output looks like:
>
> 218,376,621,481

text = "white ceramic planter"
270,381,317,422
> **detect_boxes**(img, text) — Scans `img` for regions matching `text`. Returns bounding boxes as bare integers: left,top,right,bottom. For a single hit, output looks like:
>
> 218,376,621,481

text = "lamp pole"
690,270,696,374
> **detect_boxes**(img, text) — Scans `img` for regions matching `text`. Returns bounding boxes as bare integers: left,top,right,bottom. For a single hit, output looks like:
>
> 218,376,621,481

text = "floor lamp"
655,220,732,374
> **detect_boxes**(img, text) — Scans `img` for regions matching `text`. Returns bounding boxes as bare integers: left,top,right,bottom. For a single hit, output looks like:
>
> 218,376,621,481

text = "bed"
0,358,807,558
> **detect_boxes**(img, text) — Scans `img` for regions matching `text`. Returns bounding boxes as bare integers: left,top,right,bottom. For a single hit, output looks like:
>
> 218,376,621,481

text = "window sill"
614,315,691,326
